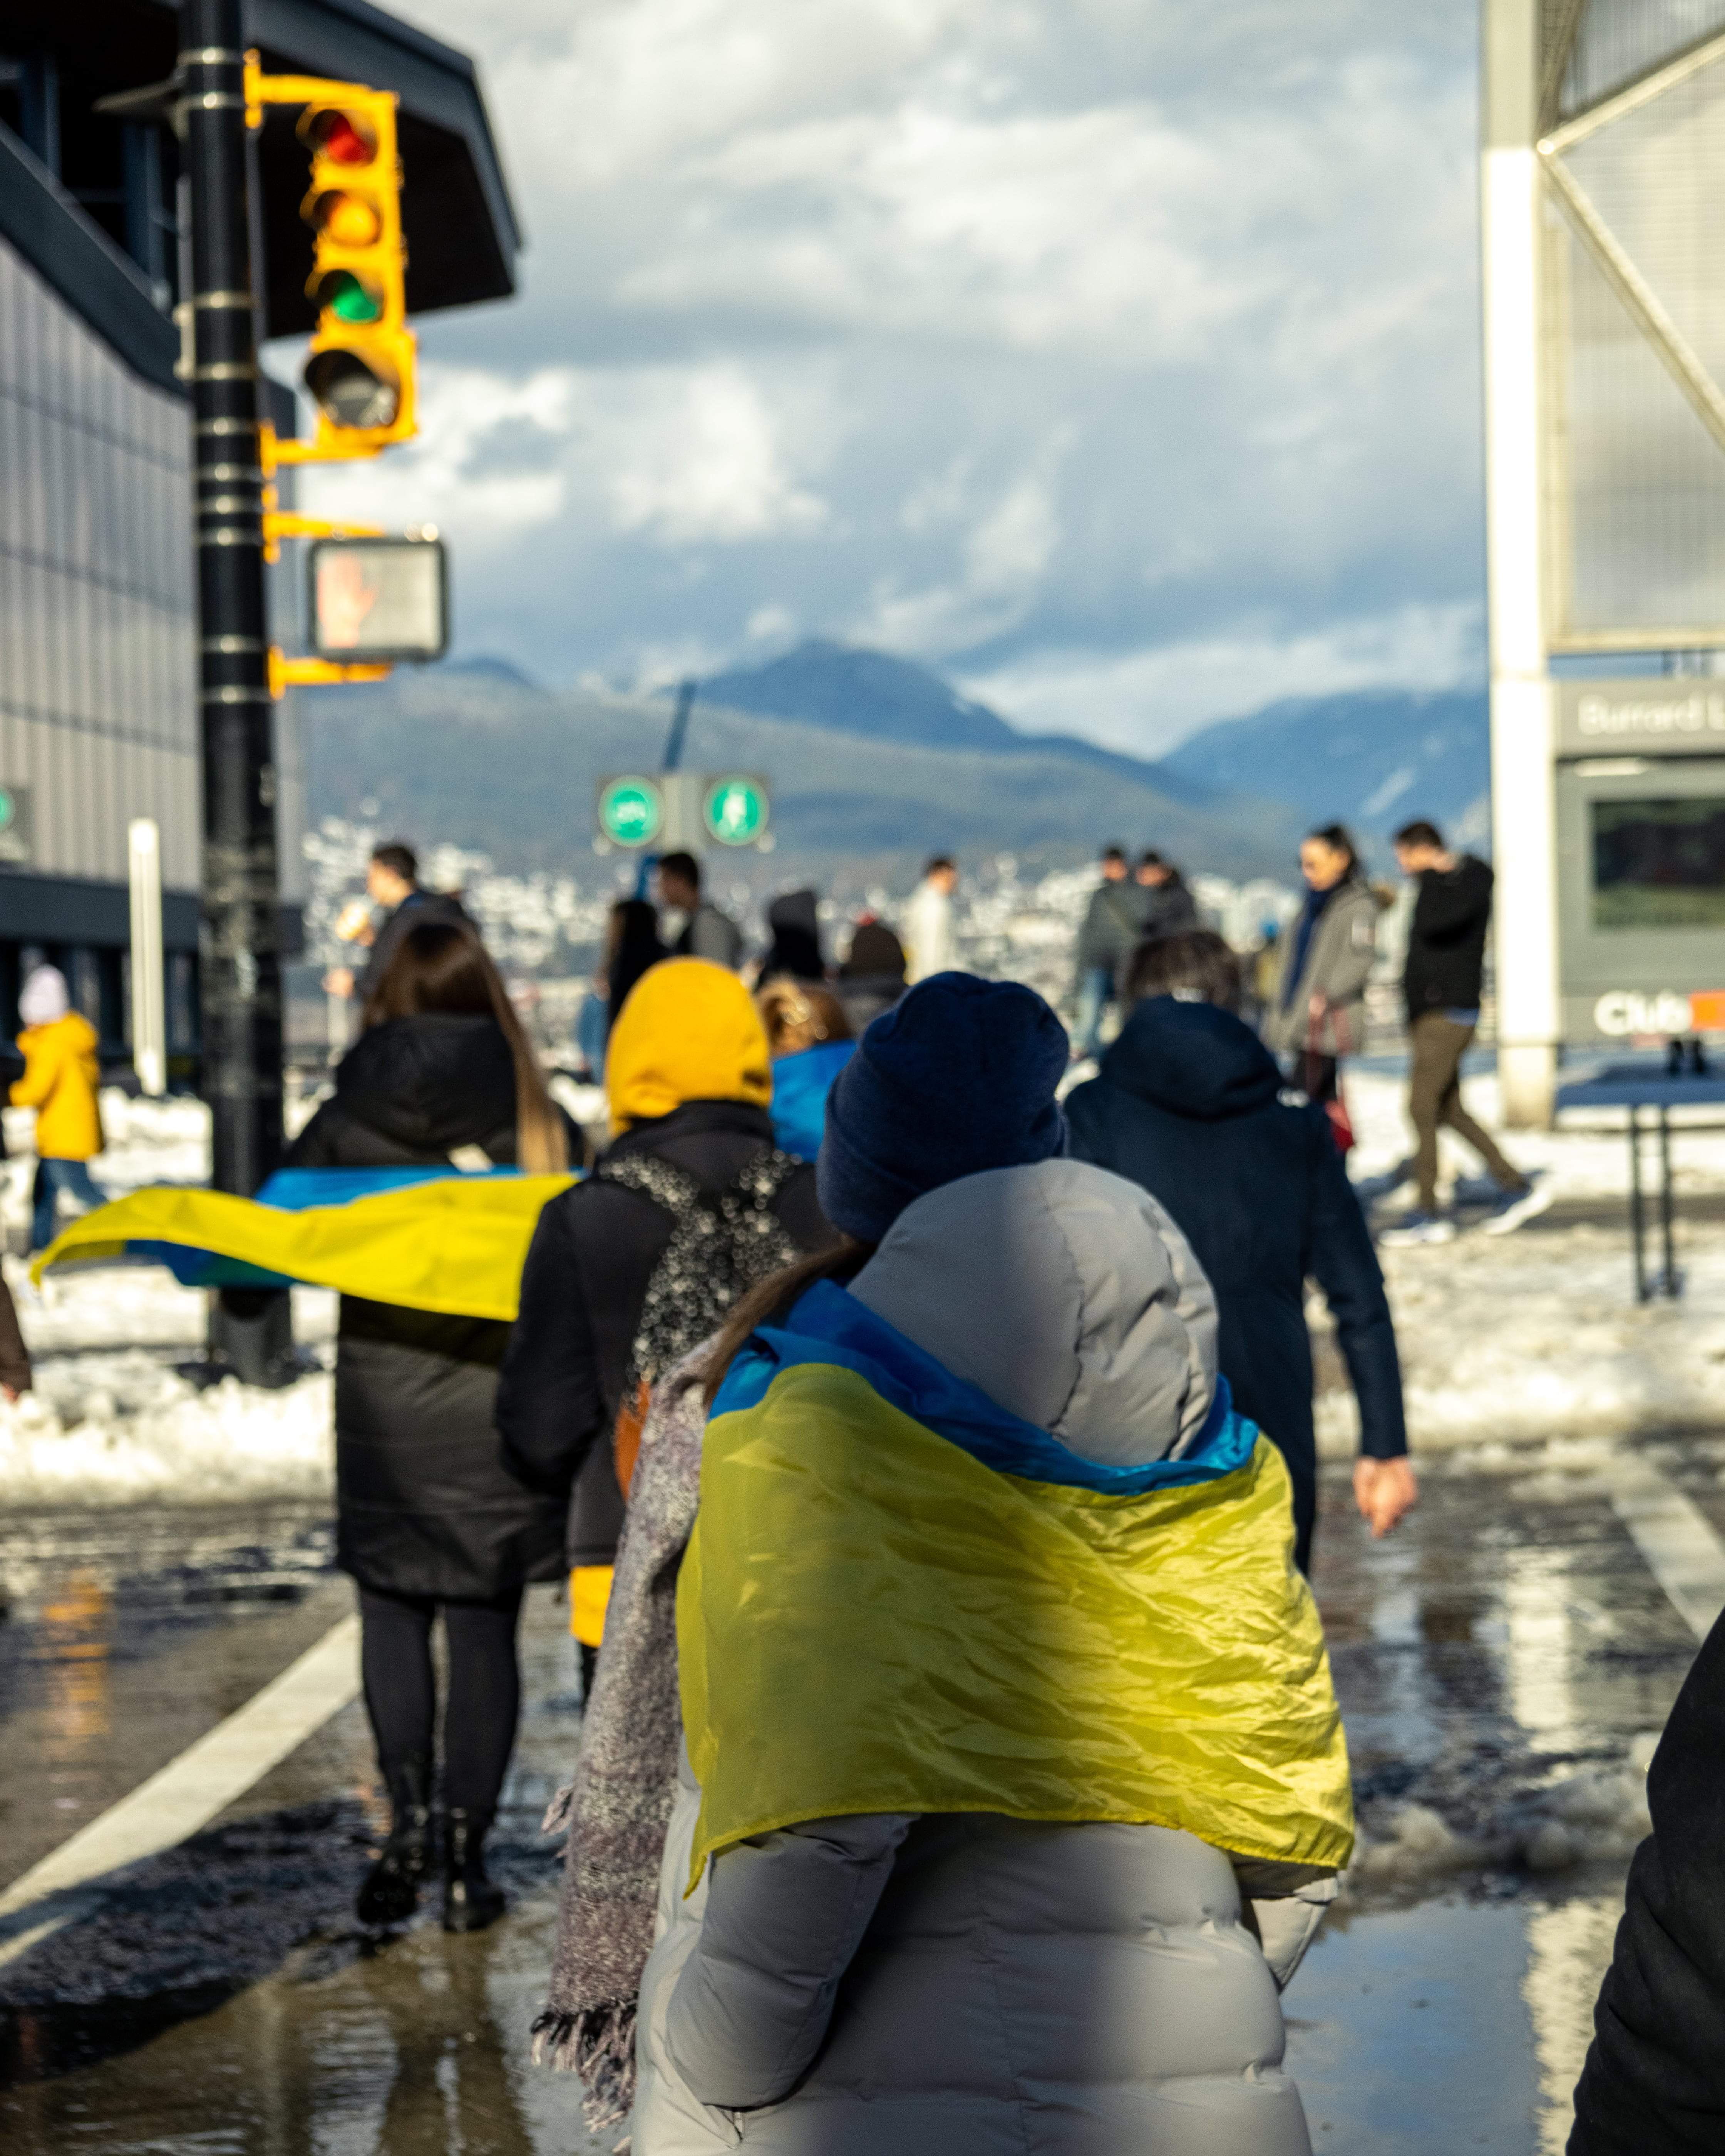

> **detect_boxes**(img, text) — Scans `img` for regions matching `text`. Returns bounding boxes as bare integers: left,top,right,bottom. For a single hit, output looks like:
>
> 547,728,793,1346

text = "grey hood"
848,1158,1219,1468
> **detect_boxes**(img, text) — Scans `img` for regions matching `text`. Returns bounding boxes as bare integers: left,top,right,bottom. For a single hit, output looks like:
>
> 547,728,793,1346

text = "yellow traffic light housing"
246,58,417,464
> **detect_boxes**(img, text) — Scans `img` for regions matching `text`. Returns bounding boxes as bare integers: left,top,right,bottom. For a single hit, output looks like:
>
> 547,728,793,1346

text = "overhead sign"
308,536,447,663
0,784,33,865
596,775,664,848
703,774,769,846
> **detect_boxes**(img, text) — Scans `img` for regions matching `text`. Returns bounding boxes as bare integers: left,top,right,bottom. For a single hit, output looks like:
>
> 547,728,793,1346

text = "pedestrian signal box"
595,773,772,852
308,536,447,663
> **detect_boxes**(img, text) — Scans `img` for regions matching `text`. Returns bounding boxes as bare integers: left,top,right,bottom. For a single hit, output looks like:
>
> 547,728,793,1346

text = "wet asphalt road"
0,1446,1712,2156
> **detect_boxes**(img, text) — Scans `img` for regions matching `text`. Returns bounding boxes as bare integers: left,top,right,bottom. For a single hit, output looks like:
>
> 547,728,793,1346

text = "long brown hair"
362,920,569,1173
701,1236,873,1405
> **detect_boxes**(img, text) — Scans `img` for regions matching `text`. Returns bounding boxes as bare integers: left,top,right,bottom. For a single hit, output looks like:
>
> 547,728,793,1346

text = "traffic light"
292,87,415,457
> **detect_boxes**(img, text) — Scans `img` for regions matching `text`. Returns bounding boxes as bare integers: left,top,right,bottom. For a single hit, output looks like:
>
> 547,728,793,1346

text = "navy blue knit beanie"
817,971,1068,1244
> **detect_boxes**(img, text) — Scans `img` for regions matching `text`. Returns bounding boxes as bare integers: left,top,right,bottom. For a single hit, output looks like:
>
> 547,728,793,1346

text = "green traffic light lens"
321,271,383,325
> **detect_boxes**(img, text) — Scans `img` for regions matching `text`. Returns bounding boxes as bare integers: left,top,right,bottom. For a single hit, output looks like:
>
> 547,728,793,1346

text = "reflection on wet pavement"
0,1443,1712,2152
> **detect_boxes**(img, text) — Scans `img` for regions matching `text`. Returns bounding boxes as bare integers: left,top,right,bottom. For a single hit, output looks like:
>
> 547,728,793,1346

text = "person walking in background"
13,966,106,1254
324,842,470,1004
1136,850,1197,938
1066,929,1415,1570
756,889,826,981
598,899,669,1040
903,854,959,981
1072,843,1142,1060
656,853,743,969
834,919,908,1031
1261,824,1380,1114
1383,818,1549,1247
757,978,855,1161
291,921,572,1935
496,959,834,1698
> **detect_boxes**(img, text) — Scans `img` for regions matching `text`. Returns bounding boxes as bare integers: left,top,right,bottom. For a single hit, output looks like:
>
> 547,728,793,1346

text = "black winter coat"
496,1100,833,1568
1404,853,1493,1018
290,1013,566,1601
1065,996,1406,1569
1570,1608,1725,2153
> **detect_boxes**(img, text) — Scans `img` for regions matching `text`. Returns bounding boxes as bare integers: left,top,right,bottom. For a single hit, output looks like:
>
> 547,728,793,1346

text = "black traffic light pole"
183,0,295,1383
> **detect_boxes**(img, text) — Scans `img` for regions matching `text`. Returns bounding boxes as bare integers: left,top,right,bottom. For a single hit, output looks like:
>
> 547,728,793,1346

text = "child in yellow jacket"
13,966,106,1252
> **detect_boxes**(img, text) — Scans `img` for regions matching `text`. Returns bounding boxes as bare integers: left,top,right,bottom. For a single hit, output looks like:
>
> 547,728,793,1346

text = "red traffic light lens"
305,349,400,432
306,110,374,166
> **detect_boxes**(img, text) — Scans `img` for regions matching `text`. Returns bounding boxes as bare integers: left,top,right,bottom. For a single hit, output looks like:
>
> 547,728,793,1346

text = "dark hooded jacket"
1065,996,1405,1567
1569,1605,1725,2155
289,1014,566,1600
758,890,825,982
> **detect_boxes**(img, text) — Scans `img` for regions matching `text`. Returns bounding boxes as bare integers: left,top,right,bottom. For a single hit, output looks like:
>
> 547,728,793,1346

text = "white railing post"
128,818,167,1098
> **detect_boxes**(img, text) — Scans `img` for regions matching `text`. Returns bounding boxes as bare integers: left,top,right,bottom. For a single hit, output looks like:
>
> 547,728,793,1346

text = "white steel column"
128,817,167,1098
1483,0,1559,1126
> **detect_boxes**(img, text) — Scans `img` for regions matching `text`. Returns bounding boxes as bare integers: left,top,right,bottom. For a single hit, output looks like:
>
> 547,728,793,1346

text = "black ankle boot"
442,1808,506,1933
357,1756,432,1927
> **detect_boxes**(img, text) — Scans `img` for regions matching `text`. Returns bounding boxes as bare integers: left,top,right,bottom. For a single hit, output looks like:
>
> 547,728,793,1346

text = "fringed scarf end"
530,1997,639,2131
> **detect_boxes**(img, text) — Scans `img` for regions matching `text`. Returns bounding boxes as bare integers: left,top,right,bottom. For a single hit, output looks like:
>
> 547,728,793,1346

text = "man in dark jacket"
1065,929,1414,1569
657,852,744,969
1385,819,1545,1245
324,842,472,1004
1569,1605,1725,2153
1137,850,1199,937
1072,845,1142,1059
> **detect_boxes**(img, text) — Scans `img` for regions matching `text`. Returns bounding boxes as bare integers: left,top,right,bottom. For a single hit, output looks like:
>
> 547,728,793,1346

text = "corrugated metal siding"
0,236,200,890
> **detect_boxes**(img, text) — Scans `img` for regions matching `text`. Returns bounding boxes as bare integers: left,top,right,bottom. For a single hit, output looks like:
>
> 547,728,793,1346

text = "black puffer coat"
1569,1607,1725,2154
495,1100,833,1568
290,1013,566,1600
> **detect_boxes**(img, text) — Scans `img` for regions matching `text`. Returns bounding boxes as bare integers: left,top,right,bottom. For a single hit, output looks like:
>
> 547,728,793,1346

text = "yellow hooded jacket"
13,1014,104,1160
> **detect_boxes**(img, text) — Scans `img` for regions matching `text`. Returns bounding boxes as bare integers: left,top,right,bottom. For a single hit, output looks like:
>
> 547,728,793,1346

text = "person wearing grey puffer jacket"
633,1160,1338,2156
534,977,1349,2154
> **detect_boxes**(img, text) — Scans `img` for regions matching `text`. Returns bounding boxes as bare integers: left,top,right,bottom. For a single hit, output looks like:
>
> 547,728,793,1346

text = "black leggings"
359,1585,523,1821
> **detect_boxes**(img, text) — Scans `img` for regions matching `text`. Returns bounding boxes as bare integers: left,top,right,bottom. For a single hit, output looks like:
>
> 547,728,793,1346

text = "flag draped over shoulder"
679,1280,1354,1886
32,1165,577,1321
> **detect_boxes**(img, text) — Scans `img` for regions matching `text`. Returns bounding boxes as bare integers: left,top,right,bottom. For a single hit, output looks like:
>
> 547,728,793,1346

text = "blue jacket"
769,1038,857,1163
1065,996,1405,1568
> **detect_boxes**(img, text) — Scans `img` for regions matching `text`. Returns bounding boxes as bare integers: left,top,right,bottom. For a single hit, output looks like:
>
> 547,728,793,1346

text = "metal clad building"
0,0,518,1065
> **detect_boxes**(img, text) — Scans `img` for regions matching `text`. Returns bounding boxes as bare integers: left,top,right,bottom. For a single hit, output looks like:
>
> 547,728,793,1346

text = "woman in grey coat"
1262,824,1380,1107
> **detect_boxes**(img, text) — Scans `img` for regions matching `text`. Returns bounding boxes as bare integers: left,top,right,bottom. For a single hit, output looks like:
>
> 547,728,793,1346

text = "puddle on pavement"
0,1454,1704,2151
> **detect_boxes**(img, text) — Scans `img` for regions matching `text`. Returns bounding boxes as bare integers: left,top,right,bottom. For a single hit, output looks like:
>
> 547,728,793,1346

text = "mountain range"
301,642,1489,893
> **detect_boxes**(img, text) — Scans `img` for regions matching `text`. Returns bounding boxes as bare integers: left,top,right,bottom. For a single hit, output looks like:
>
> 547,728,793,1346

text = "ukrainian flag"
32,1165,577,1321
680,1280,1354,1887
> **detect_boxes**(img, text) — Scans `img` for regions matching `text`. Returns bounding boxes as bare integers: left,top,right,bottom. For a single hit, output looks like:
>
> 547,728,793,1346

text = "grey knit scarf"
529,1347,708,2134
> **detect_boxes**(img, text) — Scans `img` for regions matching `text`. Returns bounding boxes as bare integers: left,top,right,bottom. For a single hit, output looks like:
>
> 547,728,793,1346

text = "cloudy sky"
284,0,1485,756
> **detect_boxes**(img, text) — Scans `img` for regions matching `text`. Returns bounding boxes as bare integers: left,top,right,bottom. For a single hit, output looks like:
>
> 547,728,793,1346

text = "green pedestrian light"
597,776,665,848
704,775,768,846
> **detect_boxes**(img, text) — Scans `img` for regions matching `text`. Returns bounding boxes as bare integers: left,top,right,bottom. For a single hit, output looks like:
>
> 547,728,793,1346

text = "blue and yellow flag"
33,1165,576,1321
680,1281,1354,1884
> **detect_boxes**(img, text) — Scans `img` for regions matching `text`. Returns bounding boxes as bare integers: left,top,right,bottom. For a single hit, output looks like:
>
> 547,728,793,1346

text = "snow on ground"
1316,1066,1725,1455
0,1256,338,1507
6,1062,1725,1502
